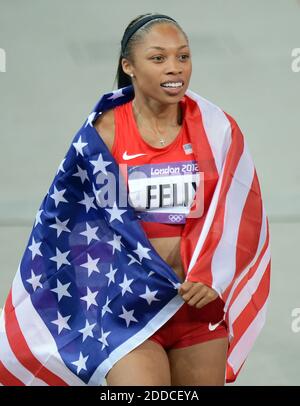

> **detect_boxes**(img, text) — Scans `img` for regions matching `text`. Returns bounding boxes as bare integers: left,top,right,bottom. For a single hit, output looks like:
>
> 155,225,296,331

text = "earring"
130,73,134,78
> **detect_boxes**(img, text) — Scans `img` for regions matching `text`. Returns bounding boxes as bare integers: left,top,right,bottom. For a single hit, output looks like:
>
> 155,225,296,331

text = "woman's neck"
132,93,182,129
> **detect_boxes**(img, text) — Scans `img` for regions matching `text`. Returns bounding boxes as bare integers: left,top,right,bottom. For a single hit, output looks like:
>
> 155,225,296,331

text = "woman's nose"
165,58,183,74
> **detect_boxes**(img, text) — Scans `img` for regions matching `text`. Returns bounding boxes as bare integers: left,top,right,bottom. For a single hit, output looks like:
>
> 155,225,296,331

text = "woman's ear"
121,58,134,77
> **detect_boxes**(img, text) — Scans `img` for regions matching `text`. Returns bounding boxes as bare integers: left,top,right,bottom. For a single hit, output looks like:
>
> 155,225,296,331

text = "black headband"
121,14,177,55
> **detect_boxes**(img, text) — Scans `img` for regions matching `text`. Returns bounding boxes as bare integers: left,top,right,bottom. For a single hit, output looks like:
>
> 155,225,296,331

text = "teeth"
161,82,183,88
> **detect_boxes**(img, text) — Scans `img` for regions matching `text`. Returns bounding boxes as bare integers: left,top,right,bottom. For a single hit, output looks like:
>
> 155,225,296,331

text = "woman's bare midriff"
148,236,185,282
93,109,185,283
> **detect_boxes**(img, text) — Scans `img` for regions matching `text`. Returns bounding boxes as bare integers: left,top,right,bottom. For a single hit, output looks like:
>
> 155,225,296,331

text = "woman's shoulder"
93,108,115,152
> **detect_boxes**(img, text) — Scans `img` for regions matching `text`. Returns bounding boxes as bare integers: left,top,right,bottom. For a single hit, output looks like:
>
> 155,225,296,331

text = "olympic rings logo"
168,214,184,222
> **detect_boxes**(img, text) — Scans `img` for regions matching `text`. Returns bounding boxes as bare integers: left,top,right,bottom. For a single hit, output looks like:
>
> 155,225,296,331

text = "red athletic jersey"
112,97,200,238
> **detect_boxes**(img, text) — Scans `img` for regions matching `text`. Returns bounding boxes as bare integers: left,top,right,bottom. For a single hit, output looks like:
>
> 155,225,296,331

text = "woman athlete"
94,13,228,386
0,12,271,388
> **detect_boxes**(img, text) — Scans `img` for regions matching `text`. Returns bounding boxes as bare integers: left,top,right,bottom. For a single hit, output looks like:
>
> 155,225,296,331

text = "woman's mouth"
160,81,184,95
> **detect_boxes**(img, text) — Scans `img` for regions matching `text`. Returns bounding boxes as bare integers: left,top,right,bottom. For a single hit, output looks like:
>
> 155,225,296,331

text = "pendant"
159,138,165,146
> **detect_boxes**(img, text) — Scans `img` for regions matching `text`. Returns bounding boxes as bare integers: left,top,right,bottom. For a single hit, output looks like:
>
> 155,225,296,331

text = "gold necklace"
132,100,181,146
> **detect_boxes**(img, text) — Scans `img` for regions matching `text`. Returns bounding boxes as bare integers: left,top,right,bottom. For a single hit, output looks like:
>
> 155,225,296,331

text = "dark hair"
113,13,188,89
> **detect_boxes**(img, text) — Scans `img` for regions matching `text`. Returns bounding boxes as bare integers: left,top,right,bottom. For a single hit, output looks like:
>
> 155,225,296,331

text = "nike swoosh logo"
122,151,147,160
208,320,223,331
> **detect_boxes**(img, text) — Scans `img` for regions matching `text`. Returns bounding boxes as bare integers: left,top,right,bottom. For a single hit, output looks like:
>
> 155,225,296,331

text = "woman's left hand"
178,280,219,309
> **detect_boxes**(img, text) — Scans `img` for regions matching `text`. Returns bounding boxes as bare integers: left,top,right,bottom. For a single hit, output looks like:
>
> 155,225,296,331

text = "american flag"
0,85,271,385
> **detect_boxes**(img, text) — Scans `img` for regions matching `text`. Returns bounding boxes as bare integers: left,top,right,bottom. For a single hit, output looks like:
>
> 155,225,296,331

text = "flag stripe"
5,289,68,386
226,279,270,382
228,299,269,375
186,108,245,292
0,311,46,385
184,91,233,284
234,172,263,277
185,161,225,282
0,361,25,386
186,90,231,174
229,245,271,326
222,174,265,325
211,143,255,293
226,269,270,381
225,212,269,319
230,261,271,344
225,234,270,341
223,207,268,309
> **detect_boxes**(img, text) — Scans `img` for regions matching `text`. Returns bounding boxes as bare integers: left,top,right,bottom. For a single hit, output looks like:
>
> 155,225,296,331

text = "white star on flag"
73,136,88,156
50,248,71,271
105,265,118,286
78,320,96,342
107,233,123,253
133,242,152,262
56,158,66,174
171,280,182,290
105,202,126,223
119,274,134,296
90,153,112,175
78,191,97,213
72,164,89,184
50,185,68,208
80,253,101,277
28,237,42,260
51,311,71,334
49,216,71,238
50,279,72,302
34,209,43,227
102,297,113,317
127,253,141,266
80,287,99,310
119,306,138,327
72,352,89,374
26,270,43,291
80,223,99,245
85,111,97,128
139,286,160,305
107,89,124,100
98,328,111,350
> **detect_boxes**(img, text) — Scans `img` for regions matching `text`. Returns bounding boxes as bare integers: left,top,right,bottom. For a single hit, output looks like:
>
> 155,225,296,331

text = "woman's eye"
151,56,164,62
179,54,190,60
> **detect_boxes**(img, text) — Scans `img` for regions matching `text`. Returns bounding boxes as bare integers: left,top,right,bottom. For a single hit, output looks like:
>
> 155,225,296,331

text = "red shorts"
148,297,228,350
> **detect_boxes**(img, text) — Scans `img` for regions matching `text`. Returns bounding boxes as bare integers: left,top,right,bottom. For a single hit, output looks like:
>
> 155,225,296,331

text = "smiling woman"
0,12,270,388
92,15,230,385
120,17,191,103
95,14,219,385
93,12,270,387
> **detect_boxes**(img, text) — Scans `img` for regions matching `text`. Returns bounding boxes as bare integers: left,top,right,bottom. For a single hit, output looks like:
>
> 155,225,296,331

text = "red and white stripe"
185,90,271,382
0,264,85,386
